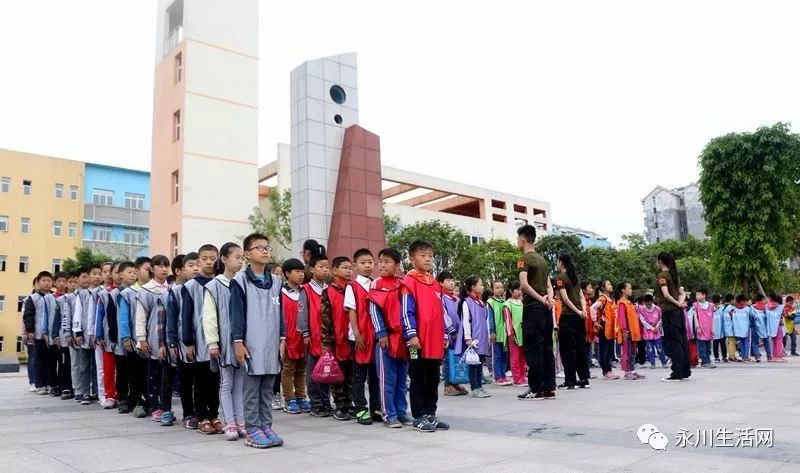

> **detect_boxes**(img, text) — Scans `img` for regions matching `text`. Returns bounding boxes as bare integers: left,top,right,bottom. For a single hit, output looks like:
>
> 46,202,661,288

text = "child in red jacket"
280,259,309,414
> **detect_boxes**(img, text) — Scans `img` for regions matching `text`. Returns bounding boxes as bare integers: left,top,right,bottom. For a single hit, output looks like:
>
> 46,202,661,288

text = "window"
20,217,29,233
492,213,507,223
0,216,7,232
16,336,22,353
175,53,183,83
17,296,26,313
172,171,180,203
92,189,114,206
22,180,31,195
0,336,4,353
19,256,29,273
124,229,145,245
53,220,62,237
0,255,5,271
0,296,4,312
513,204,527,214
55,183,63,198
68,222,77,238
491,199,506,210
53,259,62,273
92,226,112,242
124,193,145,210
70,185,78,200
171,233,179,257
0,177,8,193
173,110,181,141
470,236,485,245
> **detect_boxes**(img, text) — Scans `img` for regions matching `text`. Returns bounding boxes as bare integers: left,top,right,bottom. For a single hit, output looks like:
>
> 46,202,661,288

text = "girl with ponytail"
555,254,591,389
656,252,690,382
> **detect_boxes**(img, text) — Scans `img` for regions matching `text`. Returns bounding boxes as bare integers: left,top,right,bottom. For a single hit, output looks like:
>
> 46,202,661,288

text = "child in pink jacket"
637,295,668,369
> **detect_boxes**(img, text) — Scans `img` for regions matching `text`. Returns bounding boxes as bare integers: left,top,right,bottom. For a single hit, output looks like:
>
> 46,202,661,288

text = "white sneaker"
271,398,284,410
470,388,491,398
29,384,37,393
556,372,565,378
37,386,49,395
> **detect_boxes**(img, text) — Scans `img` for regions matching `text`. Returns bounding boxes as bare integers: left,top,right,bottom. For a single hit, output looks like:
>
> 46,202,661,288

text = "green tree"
534,235,582,275
383,204,401,237
387,220,468,275
699,123,800,295
620,233,648,251
246,189,292,250
676,256,716,294
451,239,520,285
63,248,112,273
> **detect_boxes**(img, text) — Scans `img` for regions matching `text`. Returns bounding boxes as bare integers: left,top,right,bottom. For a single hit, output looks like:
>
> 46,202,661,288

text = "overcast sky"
1,0,798,245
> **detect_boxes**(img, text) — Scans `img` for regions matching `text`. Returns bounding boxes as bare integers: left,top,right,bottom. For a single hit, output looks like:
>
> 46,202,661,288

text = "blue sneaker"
298,399,311,413
160,410,176,426
245,428,271,449
283,399,301,414
264,428,284,447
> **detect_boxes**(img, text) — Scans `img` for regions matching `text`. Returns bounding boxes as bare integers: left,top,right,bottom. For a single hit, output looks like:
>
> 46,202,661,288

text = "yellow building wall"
0,149,84,357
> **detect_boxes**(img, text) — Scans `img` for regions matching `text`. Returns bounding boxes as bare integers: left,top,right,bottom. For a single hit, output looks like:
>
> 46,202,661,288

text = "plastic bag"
311,348,344,384
447,348,469,384
462,346,481,365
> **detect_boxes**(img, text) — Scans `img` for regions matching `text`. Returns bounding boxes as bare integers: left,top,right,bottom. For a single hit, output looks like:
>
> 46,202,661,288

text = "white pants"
95,345,106,401
220,365,245,426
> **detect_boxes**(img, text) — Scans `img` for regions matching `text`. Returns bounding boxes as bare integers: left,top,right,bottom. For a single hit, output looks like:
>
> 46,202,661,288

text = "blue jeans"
737,336,750,360
492,342,508,380
645,339,668,365
598,332,614,374
697,340,712,365
751,332,772,359
26,343,36,384
468,355,486,391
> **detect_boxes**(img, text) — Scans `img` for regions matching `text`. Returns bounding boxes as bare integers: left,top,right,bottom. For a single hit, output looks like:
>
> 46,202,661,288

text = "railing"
163,25,183,58
84,203,149,227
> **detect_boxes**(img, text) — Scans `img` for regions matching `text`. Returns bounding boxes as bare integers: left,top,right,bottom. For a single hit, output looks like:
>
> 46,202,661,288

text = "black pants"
598,330,614,374
178,361,199,419
523,305,556,393
558,313,590,386
34,340,56,388
193,361,220,421
408,357,440,419
636,340,647,365
306,353,332,410
58,346,72,392
126,353,147,408
713,339,728,360
160,359,177,412
146,359,162,413
662,309,691,379
115,354,129,403
353,361,380,413
332,359,354,411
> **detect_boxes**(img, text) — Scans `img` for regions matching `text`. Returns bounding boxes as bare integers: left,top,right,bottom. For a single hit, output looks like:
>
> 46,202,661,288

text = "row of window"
0,216,78,237
0,255,32,273
1,177,79,199
92,189,146,210
89,227,146,244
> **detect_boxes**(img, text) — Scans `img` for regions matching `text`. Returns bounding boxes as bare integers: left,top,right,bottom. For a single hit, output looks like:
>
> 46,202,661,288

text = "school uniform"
440,290,460,387
691,301,715,365
181,275,220,422
23,291,58,389
230,267,284,431
730,304,753,360
616,299,642,374
321,279,354,414
136,280,170,413
73,287,98,398
54,291,74,395
370,276,410,423
766,302,785,360
486,297,508,382
278,283,307,405
783,305,798,355
296,279,332,411
165,283,186,416
750,302,772,360
592,294,617,375
637,304,668,366
203,274,244,428
86,287,104,401
95,285,118,401
503,299,526,384
721,304,737,360
118,284,147,409
345,274,379,418
712,304,728,361
457,296,490,391
401,270,452,421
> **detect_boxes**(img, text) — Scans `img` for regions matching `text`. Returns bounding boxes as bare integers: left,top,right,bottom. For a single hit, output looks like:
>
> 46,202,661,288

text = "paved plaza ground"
0,361,798,473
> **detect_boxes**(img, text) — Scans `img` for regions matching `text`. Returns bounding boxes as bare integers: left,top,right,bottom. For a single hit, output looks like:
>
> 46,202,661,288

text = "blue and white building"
551,224,612,249
82,163,150,259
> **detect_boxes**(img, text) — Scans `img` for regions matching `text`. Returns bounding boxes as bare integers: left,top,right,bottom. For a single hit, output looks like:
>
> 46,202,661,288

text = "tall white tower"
150,0,259,256
289,53,359,256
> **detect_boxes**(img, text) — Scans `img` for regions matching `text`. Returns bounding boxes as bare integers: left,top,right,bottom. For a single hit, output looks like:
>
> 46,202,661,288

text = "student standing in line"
278,258,310,416
503,280,527,385
51,271,73,399
321,256,356,421
711,294,728,363
615,282,645,380
457,276,491,398
24,271,57,395
439,271,467,396
486,280,511,386
95,262,122,408
782,296,798,356
118,261,148,416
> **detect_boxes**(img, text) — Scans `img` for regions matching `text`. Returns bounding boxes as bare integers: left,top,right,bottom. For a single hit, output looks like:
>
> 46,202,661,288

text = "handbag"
311,348,344,384
462,346,481,365
446,348,469,384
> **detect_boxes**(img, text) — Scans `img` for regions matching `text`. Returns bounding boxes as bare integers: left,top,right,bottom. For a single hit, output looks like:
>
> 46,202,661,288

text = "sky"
1,0,799,245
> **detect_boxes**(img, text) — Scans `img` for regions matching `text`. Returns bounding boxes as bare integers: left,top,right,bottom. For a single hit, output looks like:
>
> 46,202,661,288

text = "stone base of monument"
0,356,20,373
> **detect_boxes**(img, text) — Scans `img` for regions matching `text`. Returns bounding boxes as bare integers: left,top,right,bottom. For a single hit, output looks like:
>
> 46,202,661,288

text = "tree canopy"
63,248,112,273
245,189,292,251
699,122,800,294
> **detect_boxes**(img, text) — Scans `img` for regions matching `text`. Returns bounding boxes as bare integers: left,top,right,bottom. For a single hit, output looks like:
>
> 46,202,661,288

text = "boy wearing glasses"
232,234,286,449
